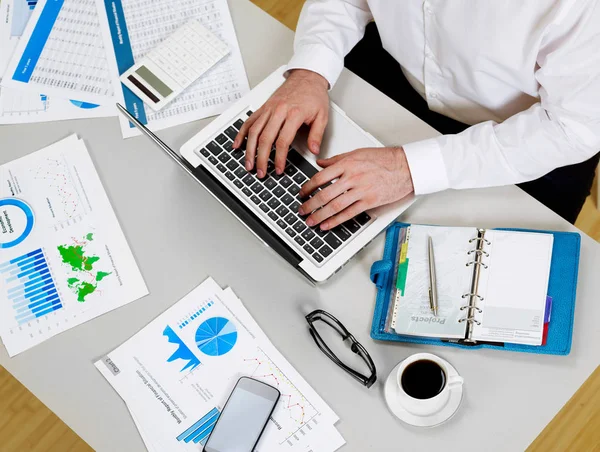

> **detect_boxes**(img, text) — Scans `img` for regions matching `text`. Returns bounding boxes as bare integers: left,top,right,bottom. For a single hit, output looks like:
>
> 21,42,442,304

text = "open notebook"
390,225,553,346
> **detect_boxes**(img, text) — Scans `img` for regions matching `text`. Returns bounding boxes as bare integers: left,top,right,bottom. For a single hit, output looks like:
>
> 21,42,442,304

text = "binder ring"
466,261,488,269
460,305,482,313
458,317,481,325
469,237,491,245
462,293,484,301
468,249,489,257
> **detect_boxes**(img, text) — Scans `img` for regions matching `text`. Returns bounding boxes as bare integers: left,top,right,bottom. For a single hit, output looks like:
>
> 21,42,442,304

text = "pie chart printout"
195,317,238,357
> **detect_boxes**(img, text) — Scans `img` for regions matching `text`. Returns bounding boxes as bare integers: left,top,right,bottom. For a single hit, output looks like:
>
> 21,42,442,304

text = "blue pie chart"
195,317,237,356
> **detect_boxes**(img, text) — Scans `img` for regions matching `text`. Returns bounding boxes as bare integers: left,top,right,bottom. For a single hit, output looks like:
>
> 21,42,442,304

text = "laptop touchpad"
293,106,379,163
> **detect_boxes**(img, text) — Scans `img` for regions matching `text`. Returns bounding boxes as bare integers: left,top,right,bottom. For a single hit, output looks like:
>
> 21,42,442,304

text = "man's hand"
233,69,329,178
299,147,414,230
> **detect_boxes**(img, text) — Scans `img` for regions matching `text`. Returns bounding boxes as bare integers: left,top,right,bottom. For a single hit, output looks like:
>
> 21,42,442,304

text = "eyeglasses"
305,310,377,388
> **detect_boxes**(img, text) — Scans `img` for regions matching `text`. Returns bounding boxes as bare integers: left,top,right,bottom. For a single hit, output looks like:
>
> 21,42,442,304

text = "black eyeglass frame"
305,310,377,388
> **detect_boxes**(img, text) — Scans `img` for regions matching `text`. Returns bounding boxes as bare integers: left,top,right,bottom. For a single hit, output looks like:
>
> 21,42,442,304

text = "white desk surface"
1,1,599,451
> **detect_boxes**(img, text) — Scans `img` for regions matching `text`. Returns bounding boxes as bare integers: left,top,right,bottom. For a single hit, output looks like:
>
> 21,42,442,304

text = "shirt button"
424,3,434,15
425,50,433,59
430,92,438,99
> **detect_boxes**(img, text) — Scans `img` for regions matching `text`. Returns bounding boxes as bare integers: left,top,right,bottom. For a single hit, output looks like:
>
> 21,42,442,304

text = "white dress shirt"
286,0,600,195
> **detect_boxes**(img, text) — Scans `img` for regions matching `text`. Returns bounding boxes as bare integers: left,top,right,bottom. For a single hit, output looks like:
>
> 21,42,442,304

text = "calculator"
120,19,230,111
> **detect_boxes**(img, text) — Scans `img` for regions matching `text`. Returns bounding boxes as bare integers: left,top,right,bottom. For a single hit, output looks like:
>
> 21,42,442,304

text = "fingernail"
276,168,283,175
257,169,264,178
311,143,319,153
306,218,314,227
245,161,252,171
298,207,305,215
321,222,329,230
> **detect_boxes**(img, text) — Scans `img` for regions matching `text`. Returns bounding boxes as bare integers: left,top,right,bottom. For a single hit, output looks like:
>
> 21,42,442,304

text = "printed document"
95,278,345,451
0,0,115,123
95,0,250,138
0,135,148,356
2,0,115,104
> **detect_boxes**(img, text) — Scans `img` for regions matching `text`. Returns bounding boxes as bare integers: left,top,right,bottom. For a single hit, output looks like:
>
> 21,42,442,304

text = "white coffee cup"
396,353,464,417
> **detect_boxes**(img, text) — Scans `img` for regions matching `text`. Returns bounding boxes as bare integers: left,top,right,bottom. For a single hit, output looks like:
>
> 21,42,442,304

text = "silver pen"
427,235,438,316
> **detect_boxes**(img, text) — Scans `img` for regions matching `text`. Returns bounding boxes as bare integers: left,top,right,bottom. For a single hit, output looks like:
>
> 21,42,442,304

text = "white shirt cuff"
286,43,344,90
403,138,450,195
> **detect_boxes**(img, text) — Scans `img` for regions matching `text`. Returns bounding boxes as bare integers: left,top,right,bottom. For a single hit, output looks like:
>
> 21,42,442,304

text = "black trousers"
344,23,599,224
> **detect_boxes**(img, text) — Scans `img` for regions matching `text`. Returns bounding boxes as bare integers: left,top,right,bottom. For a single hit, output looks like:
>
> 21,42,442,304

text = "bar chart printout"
1,248,63,325
176,407,220,445
0,135,148,356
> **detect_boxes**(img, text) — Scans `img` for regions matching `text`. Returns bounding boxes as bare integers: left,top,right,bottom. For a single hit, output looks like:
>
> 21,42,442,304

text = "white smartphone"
204,377,280,452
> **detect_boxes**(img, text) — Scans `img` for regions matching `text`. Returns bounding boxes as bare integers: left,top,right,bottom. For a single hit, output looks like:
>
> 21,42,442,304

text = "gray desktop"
1,1,599,451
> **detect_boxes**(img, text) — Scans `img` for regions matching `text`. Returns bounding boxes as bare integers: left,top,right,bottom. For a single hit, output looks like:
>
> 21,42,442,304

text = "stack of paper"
95,278,346,451
0,0,115,123
96,0,251,138
0,135,148,356
0,0,250,133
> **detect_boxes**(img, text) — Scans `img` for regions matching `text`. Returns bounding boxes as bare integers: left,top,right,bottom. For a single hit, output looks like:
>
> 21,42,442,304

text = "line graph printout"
0,0,115,123
96,0,250,138
2,0,115,104
0,135,148,356
95,278,345,451
244,347,321,445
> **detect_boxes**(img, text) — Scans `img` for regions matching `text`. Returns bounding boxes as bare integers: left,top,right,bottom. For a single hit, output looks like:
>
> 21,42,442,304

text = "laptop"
117,66,415,283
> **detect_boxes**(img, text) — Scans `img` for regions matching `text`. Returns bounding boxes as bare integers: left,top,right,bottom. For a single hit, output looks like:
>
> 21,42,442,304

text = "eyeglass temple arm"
308,329,375,385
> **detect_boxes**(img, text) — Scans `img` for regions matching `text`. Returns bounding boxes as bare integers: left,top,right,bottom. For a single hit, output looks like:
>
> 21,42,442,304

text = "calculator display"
135,65,173,97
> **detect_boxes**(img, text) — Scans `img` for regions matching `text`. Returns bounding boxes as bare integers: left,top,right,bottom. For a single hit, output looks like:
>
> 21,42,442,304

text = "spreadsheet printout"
2,0,115,105
96,0,250,138
0,0,114,123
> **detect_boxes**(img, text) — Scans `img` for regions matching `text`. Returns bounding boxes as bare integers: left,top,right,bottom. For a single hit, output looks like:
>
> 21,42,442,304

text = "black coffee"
401,359,446,399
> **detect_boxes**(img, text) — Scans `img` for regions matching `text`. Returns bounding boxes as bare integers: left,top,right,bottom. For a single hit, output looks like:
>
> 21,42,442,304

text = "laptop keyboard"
194,111,372,266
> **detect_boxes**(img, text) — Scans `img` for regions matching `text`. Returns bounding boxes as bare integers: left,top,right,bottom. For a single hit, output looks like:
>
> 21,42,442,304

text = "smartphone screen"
204,377,280,452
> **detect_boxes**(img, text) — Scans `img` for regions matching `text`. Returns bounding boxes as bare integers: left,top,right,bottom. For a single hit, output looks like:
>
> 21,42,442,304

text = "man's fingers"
255,108,286,178
299,179,348,216
320,200,368,231
245,110,271,171
299,164,343,198
305,191,361,228
316,153,346,168
307,110,328,154
234,110,260,148
274,113,304,174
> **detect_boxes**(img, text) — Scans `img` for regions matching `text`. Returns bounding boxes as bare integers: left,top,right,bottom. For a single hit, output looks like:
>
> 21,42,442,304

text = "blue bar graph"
1,248,63,325
176,407,220,445
177,300,214,329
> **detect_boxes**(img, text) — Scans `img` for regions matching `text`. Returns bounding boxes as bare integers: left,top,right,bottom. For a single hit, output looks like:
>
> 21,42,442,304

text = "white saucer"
384,358,463,428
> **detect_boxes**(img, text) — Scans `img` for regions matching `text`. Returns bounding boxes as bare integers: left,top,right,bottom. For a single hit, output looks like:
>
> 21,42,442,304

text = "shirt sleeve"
403,3,600,195
286,0,373,89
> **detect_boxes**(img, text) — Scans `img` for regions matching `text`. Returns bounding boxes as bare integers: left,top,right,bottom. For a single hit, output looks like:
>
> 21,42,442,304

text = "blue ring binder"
370,222,580,356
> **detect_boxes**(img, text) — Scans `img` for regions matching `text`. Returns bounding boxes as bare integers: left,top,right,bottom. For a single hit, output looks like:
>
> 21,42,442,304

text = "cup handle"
447,375,464,389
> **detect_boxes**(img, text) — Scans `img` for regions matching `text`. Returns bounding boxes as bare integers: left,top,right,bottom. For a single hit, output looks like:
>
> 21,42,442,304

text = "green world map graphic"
57,233,111,302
